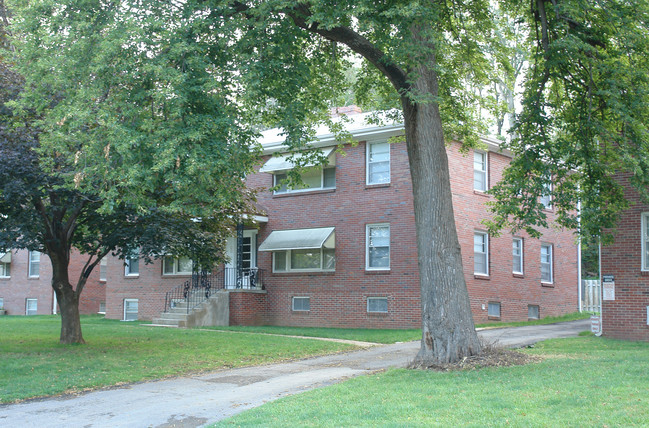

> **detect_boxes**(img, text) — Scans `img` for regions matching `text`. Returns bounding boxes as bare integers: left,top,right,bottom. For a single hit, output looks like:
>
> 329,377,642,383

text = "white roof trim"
259,147,336,173
257,111,511,158
259,227,335,252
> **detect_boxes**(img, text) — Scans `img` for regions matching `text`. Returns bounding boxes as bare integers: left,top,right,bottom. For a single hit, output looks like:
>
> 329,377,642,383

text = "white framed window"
124,299,138,321
474,232,489,275
366,224,390,270
292,296,310,312
642,213,649,271
512,238,524,275
163,256,193,275
540,182,552,209
0,251,10,277
125,251,139,276
273,248,335,272
26,298,37,315
488,301,501,318
541,243,553,283
366,142,390,185
99,302,106,314
367,297,388,313
274,167,335,194
0,297,4,309
528,305,540,319
0,262,9,278
473,150,488,191
99,258,107,281
28,251,40,278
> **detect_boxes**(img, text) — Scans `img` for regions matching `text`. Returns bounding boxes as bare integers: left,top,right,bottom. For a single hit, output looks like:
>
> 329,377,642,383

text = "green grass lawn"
0,315,357,403
204,312,590,344
475,311,590,329
202,325,422,344
215,336,649,427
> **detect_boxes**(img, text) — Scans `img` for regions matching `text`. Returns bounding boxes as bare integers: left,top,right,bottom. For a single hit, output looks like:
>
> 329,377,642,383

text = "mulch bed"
409,345,543,371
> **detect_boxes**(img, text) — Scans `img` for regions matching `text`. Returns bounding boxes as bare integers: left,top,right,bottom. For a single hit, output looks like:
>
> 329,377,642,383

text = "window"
163,256,193,275
0,297,4,309
541,244,553,283
488,301,501,318
540,182,552,209
512,238,524,274
366,224,390,270
274,167,335,194
260,227,335,273
473,151,488,191
0,262,9,278
528,305,540,319
28,251,40,277
367,297,388,313
125,251,139,276
642,213,649,271
124,299,138,321
0,251,10,277
292,296,310,312
273,248,335,272
99,302,106,314
26,298,37,315
99,258,107,281
367,142,390,184
474,232,489,275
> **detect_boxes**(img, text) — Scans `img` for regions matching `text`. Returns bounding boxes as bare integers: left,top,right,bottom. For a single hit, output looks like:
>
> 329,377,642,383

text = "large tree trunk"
405,61,481,365
49,252,85,344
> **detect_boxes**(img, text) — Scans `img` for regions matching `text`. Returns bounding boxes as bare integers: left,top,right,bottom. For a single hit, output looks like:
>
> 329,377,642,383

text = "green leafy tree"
9,0,648,364
1,1,258,344
487,1,649,243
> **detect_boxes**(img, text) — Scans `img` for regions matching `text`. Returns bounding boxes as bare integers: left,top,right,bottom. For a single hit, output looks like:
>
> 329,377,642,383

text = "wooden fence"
582,279,601,313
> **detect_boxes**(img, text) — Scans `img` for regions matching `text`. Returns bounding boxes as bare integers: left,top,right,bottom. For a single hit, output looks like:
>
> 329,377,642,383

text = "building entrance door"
225,230,257,288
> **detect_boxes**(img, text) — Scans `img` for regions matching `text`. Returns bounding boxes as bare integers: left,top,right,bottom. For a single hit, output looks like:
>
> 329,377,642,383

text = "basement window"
123,299,138,321
292,296,310,312
26,298,37,316
528,305,540,320
367,297,388,313
488,301,501,318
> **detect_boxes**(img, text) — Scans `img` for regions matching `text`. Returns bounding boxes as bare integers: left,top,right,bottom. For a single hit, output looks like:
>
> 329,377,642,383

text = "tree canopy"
488,0,649,241
1,0,260,343
4,0,649,360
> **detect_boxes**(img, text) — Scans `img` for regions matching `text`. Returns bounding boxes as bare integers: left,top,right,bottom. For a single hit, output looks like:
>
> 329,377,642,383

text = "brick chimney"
329,105,362,118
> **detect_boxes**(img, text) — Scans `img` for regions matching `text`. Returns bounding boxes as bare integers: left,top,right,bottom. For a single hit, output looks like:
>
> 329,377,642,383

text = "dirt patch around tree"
409,343,543,371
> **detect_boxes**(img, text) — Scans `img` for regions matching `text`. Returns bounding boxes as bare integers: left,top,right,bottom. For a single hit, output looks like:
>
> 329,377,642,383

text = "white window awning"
0,252,11,263
259,147,336,173
259,227,335,251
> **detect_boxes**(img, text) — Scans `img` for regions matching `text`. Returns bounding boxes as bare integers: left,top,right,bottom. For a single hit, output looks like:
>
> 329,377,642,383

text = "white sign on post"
602,275,615,301
590,315,601,335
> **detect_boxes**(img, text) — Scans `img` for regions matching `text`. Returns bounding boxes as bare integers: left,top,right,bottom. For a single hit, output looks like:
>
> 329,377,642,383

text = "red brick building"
1,112,579,326
0,249,104,316
600,172,649,340
243,113,578,328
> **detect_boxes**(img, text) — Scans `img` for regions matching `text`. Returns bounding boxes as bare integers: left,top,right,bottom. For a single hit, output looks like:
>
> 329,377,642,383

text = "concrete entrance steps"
150,289,230,328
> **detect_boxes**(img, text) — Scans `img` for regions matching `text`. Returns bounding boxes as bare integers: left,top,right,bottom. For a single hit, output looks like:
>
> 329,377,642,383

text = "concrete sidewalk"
0,319,590,428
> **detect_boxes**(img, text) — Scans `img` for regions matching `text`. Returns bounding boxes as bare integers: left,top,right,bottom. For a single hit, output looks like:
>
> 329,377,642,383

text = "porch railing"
163,268,264,314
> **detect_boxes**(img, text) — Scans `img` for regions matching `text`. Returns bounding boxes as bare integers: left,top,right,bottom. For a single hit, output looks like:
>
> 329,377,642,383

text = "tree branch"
286,5,410,94
32,196,54,246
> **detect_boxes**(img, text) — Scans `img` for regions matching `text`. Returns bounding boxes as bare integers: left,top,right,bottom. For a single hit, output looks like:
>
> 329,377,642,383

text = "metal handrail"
163,268,264,313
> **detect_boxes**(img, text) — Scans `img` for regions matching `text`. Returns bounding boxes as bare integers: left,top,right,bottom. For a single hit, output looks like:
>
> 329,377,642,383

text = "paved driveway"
0,319,590,428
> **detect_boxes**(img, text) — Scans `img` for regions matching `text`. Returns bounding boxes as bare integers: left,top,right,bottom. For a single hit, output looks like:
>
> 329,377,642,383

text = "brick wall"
0,249,105,316
96,137,579,326
104,257,190,321
229,290,268,326
0,249,54,315
601,172,649,341
246,139,579,328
